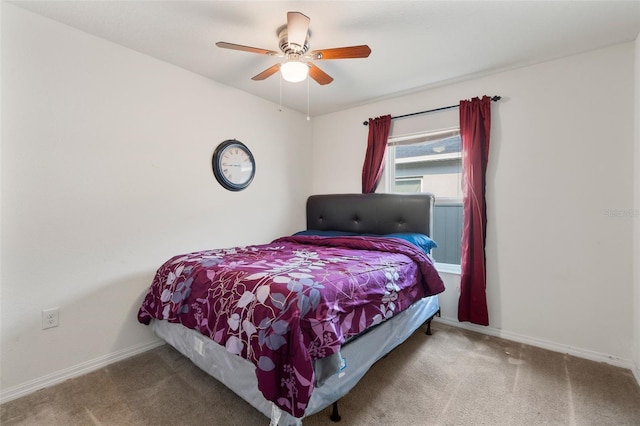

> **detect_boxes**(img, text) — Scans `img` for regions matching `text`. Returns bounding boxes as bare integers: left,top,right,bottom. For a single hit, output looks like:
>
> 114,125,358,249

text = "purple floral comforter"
137,235,445,418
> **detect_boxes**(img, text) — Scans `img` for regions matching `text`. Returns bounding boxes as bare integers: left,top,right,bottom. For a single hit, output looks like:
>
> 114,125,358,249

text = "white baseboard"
3,323,638,405
0,339,165,404
433,316,633,370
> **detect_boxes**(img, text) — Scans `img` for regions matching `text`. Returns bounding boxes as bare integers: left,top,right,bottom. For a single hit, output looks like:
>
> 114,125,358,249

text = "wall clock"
212,139,256,191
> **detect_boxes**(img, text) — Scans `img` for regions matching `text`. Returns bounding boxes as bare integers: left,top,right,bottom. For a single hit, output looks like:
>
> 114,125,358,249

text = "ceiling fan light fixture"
280,60,309,83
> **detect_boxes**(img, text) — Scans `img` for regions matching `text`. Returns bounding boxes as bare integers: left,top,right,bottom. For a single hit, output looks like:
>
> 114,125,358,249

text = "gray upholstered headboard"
306,193,435,237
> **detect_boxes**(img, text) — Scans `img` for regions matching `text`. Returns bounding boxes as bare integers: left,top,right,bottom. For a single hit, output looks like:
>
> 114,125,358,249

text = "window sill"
435,263,461,275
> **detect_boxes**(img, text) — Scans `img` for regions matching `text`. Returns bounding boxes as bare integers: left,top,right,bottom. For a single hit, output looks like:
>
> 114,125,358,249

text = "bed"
137,193,445,426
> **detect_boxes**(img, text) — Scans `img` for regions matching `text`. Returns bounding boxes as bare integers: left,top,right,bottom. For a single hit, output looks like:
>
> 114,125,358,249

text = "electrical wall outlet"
42,308,60,330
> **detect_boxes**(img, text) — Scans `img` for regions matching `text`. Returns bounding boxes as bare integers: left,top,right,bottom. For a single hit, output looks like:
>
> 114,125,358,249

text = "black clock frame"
211,139,256,191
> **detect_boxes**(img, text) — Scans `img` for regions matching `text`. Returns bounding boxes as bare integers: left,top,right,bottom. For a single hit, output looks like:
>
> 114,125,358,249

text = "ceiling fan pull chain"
279,72,283,112
307,74,310,120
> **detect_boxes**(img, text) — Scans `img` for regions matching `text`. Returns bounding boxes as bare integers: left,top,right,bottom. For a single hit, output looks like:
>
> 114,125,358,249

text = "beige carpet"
2,323,640,426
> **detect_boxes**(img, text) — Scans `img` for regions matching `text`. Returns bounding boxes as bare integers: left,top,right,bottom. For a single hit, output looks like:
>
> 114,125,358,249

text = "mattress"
138,235,445,418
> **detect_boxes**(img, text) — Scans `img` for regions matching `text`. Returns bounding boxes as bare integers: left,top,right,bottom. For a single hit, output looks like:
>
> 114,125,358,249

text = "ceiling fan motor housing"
278,28,310,54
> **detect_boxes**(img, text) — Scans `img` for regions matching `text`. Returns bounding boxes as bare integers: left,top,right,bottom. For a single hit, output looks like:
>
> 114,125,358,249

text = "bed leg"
425,309,441,335
330,401,341,422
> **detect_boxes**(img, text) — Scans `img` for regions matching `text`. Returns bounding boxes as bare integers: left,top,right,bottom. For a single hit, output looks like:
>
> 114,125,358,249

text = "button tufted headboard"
306,193,435,237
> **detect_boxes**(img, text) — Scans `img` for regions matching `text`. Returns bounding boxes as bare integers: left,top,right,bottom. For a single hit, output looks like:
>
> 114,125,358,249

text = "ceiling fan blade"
309,45,371,60
308,63,333,85
216,41,280,56
252,64,281,81
287,12,310,50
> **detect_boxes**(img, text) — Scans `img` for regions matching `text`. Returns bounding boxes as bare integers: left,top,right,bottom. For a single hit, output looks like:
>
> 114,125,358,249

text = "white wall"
633,34,640,384
313,42,637,366
2,3,638,402
0,3,312,400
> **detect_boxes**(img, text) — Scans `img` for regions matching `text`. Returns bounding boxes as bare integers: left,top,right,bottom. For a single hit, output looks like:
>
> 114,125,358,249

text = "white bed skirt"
151,295,440,426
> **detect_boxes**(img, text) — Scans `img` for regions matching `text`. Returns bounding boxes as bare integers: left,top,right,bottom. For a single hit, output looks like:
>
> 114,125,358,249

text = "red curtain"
361,115,391,193
458,96,491,326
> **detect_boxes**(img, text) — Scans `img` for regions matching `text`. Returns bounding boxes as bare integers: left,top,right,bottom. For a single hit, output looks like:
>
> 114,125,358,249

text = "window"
386,128,462,268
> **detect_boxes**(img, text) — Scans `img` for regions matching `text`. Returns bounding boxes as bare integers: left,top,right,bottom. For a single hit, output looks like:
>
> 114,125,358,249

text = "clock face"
212,140,255,191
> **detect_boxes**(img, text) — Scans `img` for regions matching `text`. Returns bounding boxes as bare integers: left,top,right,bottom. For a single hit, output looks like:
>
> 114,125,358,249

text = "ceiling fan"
216,11,371,85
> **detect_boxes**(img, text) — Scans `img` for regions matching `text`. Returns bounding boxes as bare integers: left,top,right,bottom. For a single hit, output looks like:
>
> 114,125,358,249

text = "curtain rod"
362,95,501,126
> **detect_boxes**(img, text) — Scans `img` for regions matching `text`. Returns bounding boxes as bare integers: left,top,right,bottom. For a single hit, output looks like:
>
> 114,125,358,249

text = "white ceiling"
9,1,640,117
